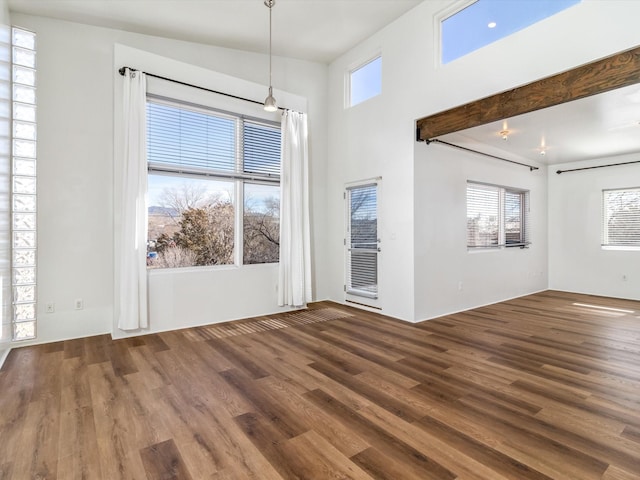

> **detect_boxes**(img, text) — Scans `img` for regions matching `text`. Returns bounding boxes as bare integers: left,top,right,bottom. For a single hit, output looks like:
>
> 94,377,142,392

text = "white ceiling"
438,83,640,166
9,0,640,164
7,0,423,63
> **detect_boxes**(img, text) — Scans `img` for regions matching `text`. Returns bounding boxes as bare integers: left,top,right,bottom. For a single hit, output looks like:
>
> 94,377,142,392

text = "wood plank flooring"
1,290,639,479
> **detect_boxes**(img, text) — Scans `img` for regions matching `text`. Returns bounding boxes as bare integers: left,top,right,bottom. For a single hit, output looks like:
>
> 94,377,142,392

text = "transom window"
146,98,281,268
348,55,382,107
467,182,530,249
441,0,581,64
602,187,640,250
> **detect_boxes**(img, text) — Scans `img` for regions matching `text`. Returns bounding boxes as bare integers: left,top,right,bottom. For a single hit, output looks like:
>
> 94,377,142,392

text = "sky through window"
442,0,581,64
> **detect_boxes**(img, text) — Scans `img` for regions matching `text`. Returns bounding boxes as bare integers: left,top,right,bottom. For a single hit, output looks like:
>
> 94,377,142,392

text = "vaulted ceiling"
9,0,640,165
7,0,423,64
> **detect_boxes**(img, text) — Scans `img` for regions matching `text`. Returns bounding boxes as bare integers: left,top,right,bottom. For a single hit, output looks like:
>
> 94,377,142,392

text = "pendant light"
264,0,278,112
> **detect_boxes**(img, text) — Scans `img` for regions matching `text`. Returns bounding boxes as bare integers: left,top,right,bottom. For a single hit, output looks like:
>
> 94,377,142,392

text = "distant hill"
149,206,179,217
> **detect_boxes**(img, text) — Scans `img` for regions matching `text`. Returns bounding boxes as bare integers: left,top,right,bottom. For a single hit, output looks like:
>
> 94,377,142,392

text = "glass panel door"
346,183,378,299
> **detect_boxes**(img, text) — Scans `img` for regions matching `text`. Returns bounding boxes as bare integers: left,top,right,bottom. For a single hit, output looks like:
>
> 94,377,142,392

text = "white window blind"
147,99,280,181
147,101,235,173
243,121,281,177
467,183,499,247
347,183,378,298
603,187,640,248
467,182,530,249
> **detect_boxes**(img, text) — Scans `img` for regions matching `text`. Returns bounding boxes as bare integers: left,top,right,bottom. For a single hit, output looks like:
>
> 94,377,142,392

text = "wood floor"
1,290,639,479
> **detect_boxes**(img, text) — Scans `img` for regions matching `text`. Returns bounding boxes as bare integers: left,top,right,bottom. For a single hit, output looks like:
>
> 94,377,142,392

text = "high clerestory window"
146,97,281,269
348,55,382,107
441,0,581,64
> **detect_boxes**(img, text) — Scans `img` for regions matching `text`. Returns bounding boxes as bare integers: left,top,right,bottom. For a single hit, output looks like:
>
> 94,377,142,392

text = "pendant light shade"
264,86,277,112
264,0,277,112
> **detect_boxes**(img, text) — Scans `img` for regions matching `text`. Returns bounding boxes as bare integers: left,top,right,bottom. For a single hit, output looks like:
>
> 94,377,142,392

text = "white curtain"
278,110,312,307
118,69,149,330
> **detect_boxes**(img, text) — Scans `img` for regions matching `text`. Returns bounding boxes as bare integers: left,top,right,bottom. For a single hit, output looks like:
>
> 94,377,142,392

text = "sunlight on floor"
572,302,636,315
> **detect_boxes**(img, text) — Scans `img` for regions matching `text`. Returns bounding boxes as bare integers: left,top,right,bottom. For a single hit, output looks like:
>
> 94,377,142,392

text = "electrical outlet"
46,303,55,313
75,298,83,310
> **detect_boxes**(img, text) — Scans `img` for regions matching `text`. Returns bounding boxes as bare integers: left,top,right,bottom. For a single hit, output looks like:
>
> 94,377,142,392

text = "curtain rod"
424,138,539,172
556,159,640,174
118,66,294,113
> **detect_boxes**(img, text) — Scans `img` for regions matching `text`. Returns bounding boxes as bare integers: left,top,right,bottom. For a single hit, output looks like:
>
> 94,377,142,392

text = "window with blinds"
467,182,530,249
346,183,378,298
146,98,281,268
602,187,640,249
147,102,236,173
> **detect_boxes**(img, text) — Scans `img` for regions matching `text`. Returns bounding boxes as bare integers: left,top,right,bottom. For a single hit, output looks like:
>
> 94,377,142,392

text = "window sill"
467,244,530,253
601,246,640,252
148,262,279,275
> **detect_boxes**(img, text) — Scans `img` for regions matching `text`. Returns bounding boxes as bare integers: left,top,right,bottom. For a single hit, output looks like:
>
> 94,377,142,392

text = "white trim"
344,179,381,308
433,0,476,68
416,288,549,323
345,51,382,109
0,346,11,370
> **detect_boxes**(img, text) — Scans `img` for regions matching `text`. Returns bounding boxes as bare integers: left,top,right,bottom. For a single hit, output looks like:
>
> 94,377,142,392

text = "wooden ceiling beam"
416,45,640,141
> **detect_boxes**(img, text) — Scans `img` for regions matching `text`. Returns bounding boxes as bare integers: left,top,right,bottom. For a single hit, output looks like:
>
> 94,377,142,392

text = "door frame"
344,177,381,309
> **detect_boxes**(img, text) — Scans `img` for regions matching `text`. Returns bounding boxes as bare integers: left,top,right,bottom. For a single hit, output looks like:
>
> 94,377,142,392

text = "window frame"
466,181,530,250
347,54,382,108
438,0,581,65
345,179,380,301
602,186,640,251
145,95,281,270
11,27,37,341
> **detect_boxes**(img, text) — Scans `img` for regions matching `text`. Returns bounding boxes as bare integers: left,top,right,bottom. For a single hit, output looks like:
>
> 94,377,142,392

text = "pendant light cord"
269,1,273,89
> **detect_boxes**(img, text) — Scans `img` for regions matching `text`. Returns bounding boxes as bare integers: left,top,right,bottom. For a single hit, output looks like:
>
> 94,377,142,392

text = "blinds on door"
347,183,378,298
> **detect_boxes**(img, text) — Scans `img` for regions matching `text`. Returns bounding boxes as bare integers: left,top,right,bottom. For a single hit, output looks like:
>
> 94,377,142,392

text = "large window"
146,98,280,269
467,182,530,249
602,187,640,250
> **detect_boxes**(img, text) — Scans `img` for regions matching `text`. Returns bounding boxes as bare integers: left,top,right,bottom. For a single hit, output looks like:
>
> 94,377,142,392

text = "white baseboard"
0,346,11,370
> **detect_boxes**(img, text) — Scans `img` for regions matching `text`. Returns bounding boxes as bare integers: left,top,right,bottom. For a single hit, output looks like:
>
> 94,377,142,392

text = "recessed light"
488,21,497,28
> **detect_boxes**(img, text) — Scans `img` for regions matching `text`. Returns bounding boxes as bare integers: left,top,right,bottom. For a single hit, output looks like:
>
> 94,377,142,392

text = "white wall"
549,154,640,300
415,146,548,320
9,13,328,345
7,0,640,348
327,24,418,321
0,0,10,367
328,0,640,322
